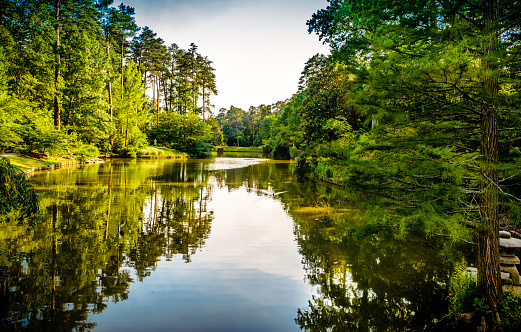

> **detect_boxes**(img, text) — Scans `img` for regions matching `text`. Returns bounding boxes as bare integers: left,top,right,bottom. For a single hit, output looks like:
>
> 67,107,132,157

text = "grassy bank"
2,155,75,172
2,146,187,172
139,146,188,158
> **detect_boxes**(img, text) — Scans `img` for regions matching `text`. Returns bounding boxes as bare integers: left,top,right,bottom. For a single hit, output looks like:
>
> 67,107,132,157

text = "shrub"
289,145,299,159
498,291,521,331
0,157,39,224
272,144,290,160
74,144,99,161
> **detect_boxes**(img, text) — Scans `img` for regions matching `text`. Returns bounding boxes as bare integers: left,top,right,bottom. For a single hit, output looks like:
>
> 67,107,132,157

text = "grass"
139,146,187,157
1,146,186,171
215,146,263,152
2,155,75,171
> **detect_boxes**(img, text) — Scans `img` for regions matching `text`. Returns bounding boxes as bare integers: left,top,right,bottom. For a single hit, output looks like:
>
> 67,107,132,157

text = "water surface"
0,157,459,331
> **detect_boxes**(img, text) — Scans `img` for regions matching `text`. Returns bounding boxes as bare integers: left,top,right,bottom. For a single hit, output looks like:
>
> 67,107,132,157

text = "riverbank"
2,146,188,175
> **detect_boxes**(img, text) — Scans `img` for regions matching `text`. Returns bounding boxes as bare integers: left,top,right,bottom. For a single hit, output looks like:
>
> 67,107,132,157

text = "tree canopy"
0,0,219,158
303,0,521,318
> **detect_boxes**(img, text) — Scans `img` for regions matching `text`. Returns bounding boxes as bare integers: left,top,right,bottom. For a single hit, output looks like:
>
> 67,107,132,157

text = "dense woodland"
0,0,219,158
3,0,521,329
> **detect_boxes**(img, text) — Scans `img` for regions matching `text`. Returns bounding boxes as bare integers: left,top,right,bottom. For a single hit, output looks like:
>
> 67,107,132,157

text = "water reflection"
0,158,464,331
0,160,216,330
275,178,461,331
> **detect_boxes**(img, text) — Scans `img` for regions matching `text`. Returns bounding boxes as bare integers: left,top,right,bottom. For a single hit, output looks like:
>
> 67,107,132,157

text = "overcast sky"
119,0,330,113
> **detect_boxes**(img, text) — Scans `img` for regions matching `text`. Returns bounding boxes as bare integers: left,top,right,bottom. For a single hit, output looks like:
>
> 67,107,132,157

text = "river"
0,155,463,331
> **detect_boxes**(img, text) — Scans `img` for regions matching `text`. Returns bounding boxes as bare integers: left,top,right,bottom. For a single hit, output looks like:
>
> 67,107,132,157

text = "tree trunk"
107,43,113,148
202,83,206,120
156,74,160,123
107,44,113,121
125,116,129,147
121,35,125,100
477,0,502,316
170,59,175,111
53,0,61,130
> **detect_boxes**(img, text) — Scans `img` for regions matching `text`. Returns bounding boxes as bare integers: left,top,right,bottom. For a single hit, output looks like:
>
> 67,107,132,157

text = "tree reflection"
224,161,462,331
0,160,214,331
286,183,460,331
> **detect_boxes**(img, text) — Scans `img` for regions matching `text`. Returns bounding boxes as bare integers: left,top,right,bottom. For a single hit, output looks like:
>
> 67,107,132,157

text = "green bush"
119,146,138,158
74,144,100,161
289,145,298,159
0,157,39,224
272,144,290,160
498,292,521,331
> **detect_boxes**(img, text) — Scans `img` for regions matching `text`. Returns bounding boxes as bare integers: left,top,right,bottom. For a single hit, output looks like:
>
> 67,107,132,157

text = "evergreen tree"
198,56,218,119
308,0,521,316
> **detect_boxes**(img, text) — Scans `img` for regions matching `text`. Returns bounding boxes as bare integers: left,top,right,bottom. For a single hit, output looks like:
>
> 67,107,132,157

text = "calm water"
0,155,461,331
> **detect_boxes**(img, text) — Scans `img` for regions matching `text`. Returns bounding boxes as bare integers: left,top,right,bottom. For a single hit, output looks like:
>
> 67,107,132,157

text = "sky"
119,0,330,113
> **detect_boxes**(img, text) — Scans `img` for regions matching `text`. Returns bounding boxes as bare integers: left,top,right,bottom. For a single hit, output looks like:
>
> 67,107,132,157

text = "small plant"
448,260,477,318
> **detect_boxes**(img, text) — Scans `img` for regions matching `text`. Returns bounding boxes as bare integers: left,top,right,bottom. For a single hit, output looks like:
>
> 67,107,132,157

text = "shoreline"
1,154,187,176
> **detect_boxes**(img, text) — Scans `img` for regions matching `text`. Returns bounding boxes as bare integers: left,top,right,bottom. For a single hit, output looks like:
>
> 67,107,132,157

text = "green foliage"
298,0,521,314
448,260,477,318
498,292,521,332
139,146,185,157
289,145,298,159
150,112,214,157
467,291,521,330
74,144,100,161
0,157,39,224
262,92,306,159
1,3,219,159
301,62,365,144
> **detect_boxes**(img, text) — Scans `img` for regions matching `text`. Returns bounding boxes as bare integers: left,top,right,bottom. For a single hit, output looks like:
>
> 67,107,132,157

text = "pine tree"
308,0,521,317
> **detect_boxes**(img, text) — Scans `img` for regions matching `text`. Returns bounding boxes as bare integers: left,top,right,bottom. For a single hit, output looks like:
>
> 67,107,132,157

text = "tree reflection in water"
0,160,214,331
0,158,469,331
286,180,465,332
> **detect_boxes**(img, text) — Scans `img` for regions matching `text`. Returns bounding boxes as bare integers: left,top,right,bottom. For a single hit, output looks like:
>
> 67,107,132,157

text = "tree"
221,106,246,147
113,61,148,155
0,157,39,223
97,1,139,147
308,0,521,318
301,62,364,143
298,53,328,91
198,56,218,119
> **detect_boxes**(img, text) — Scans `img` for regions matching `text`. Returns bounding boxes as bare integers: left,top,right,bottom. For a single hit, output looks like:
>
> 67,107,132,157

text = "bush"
272,144,290,160
119,146,138,158
0,157,39,224
74,144,100,161
289,145,299,159
498,292,521,331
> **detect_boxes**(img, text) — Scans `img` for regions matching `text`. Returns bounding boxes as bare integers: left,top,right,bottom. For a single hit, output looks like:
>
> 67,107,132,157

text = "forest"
1,0,220,159
2,0,521,330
